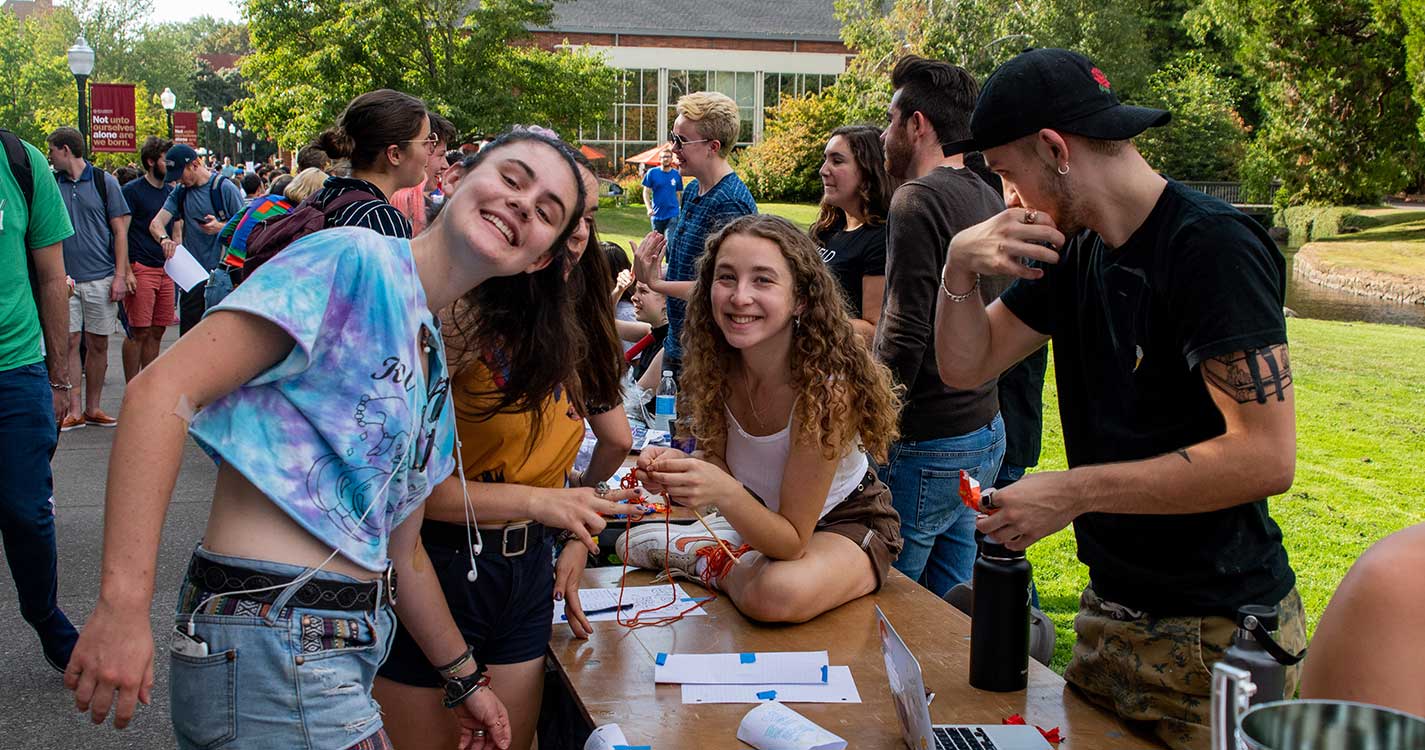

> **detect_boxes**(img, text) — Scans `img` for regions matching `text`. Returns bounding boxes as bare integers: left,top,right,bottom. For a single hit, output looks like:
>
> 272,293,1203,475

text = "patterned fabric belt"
186,555,388,612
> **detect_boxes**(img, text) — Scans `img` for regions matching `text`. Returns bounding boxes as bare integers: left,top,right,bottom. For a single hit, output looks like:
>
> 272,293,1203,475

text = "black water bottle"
1222,604,1286,705
969,535,1032,692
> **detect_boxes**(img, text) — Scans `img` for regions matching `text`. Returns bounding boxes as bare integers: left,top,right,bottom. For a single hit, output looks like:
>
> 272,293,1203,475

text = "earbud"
466,569,477,583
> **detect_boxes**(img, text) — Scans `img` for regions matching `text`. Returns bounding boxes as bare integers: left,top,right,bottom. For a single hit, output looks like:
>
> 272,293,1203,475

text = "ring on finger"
1023,209,1039,225
594,482,610,498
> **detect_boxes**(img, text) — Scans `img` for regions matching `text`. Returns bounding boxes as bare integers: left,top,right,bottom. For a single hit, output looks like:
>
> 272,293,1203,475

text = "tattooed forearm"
1203,345,1293,404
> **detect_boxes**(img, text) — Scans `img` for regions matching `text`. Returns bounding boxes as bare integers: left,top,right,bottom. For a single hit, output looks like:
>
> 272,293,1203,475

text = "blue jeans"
879,414,1005,597
170,547,396,750
651,216,672,234
995,463,1027,489
0,363,65,626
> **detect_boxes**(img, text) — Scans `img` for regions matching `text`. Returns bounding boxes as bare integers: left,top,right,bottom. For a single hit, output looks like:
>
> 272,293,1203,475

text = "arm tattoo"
1203,344,1293,404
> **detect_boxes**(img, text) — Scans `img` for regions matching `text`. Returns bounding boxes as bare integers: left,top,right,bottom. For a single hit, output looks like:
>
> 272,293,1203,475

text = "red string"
614,471,717,629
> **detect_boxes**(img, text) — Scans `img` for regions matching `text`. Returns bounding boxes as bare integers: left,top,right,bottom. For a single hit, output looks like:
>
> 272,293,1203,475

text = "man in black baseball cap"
932,49,1303,749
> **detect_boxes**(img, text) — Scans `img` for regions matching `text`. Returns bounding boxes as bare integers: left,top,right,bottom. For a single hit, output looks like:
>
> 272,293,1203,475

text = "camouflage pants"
1064,586,1306,750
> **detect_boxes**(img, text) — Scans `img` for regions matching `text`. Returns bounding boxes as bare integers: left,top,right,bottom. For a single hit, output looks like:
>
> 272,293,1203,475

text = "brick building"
530,0,849,166
1,0,53,22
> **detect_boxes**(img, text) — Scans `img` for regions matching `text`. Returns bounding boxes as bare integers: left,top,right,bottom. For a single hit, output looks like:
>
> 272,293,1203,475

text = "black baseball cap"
164,144,199,176
943,48,1170,156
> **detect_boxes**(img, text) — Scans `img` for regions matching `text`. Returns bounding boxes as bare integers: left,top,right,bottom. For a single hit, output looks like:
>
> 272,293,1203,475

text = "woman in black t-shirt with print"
810,125,896,343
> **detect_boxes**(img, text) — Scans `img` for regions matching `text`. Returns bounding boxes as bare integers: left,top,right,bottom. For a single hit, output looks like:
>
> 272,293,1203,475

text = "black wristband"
442,667,490,709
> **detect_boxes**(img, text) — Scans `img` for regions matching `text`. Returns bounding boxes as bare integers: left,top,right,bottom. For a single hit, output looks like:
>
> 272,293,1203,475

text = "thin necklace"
741,371,767,432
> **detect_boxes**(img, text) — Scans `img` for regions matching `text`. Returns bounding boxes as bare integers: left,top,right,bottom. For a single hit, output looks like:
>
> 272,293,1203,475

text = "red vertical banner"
173,111,199,147
90,83,137,152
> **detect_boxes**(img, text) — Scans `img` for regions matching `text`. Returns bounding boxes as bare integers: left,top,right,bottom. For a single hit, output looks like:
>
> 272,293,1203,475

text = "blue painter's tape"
679,596,713,603
821,664,829,683
756,690,777,700
612,746,652,750
740,652,757,664
655,652,667,666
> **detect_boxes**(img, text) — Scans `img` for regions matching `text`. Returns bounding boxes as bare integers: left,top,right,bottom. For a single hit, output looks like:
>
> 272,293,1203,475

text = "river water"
1282,246,1425,328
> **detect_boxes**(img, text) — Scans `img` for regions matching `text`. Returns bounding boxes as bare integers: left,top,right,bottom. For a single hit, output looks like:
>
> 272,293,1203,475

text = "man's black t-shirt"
633,324,668,383
1000,179,1295,616
817,223,886,317
121,177,173,268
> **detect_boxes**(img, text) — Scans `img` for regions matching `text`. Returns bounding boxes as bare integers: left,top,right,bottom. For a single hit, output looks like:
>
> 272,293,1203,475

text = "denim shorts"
378,521,555,687
169,547,395,750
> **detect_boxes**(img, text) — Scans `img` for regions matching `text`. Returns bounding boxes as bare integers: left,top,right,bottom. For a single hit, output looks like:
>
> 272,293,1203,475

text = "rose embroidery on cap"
1091,67,1112,93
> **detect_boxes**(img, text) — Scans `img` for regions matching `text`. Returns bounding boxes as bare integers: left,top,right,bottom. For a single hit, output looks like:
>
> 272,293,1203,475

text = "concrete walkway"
1,329,202,749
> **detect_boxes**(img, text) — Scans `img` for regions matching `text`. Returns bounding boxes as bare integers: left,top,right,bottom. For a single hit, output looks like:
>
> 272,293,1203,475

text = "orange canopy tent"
626,143,672,168
579,143,606,160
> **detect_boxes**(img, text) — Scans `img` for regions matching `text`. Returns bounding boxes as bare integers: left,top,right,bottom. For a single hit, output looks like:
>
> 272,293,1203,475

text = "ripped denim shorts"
169,546,396,750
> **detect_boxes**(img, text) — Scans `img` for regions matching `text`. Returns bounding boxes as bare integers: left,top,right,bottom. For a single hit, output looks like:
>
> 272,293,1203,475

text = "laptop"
876,606,1052,750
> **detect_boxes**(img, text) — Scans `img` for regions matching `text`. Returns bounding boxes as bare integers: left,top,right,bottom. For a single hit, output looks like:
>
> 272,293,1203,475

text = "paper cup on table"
737,701,847,750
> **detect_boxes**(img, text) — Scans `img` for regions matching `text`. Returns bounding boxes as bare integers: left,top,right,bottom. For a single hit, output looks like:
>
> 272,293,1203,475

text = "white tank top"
723,406,870,519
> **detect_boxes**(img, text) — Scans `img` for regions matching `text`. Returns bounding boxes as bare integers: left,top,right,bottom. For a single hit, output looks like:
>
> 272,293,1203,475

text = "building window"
763,72,838,110
667,68,755,146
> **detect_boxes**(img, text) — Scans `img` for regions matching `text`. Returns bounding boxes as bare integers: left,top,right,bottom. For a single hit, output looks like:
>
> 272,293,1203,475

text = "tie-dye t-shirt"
189,227,456,572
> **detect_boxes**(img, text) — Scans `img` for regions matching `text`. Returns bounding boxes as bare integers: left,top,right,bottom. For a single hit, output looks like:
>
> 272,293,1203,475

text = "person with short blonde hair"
675,91,740,157
632,91,755,384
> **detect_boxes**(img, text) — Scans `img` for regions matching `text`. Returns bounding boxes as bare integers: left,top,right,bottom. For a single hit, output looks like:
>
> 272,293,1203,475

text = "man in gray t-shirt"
151,144,245,335
46,127,131,430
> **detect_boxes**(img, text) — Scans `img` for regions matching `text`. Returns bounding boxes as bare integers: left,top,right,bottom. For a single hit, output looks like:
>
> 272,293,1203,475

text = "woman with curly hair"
809,125,895,343
617,214,904,623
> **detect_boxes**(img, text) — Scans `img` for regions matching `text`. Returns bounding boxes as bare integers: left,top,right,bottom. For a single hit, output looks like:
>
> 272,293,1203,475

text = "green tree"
1405,0,1425,142
1135,54,1248,181
1190,0,1424,204
736,91,858,202
238,0,617,148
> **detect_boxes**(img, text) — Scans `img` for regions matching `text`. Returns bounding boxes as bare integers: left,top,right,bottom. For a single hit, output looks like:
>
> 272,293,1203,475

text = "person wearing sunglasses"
632,91,756,387
306,89,436,239
63,128,591,750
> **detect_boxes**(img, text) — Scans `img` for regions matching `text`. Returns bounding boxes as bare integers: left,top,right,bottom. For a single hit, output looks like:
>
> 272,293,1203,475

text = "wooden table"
548,567,1163,749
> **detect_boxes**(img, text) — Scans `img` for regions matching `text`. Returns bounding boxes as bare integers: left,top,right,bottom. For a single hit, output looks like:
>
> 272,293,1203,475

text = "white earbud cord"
186,257,485,635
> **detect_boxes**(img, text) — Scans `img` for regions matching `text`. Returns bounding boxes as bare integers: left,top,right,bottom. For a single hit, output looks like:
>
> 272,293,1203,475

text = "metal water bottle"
1222,604,1286,705
969,535,1032,692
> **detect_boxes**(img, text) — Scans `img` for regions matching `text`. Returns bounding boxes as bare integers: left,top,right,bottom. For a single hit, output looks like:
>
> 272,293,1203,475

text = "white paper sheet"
553,584,709,624
584,723,650,750
653,650,829,685
680,666,859,704
736,701,847,750
164,244,208,292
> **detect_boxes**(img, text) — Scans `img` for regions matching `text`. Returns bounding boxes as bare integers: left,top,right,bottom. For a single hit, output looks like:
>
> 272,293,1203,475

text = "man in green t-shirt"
0,130,80,672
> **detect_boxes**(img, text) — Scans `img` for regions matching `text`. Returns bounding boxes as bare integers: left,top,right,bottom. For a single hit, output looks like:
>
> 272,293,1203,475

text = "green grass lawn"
597,199,1425,674
595,201,822,257
1304,214,1425,277
1031,317,1425,671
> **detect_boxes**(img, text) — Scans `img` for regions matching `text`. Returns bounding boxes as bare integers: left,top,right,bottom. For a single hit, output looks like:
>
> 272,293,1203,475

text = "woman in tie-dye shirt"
65,129,589,750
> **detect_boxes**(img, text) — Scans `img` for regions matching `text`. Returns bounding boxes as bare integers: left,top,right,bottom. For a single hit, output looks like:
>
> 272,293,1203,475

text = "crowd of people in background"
0,44,1419,750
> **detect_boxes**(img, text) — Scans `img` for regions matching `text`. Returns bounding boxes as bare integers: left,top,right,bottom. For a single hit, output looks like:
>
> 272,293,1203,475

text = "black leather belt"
422,520,547,558
186,555,391,612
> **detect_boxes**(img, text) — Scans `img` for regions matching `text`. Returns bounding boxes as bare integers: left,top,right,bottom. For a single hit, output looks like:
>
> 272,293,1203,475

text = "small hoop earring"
794,315,801,330
1057,163,1070,176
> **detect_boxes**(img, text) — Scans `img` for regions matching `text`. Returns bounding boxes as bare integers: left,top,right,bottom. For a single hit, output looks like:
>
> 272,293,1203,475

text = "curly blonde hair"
681,214,902,462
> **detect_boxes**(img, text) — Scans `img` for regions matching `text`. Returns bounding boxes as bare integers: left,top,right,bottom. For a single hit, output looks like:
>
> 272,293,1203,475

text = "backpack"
1,128,44,310
235,188,378,285
175,173,232,224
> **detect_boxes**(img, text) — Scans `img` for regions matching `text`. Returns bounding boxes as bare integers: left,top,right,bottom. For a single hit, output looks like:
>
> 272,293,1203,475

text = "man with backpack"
148,144,245,335
0,127,82,671
46,127,132,430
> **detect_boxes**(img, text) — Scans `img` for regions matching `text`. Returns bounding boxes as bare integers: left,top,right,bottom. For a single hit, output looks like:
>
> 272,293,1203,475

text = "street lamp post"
236,128,243,163
217,115,226,159
200,107,212,155
227,123,235,162
66,36,95,152
161,87,176,139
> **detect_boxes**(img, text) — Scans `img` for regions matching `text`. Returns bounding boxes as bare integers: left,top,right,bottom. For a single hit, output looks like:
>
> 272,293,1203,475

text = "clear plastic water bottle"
654,370,677,435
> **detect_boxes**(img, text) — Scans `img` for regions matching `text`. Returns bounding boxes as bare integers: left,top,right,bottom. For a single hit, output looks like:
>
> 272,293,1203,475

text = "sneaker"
33,609,79,674
615,519,747,585
59,414,85,432
83,410,118,427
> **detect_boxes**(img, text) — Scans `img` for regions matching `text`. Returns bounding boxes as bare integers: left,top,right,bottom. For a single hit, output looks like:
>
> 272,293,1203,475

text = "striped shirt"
311,176,413,239
663,171,757,362
219,193,294,267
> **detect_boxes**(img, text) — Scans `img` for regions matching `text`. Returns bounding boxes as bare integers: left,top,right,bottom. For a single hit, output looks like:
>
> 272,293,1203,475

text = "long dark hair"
561,144,625,412
315,89,428,171
810,125,895,243
445,131,589,434
603,241,633,302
